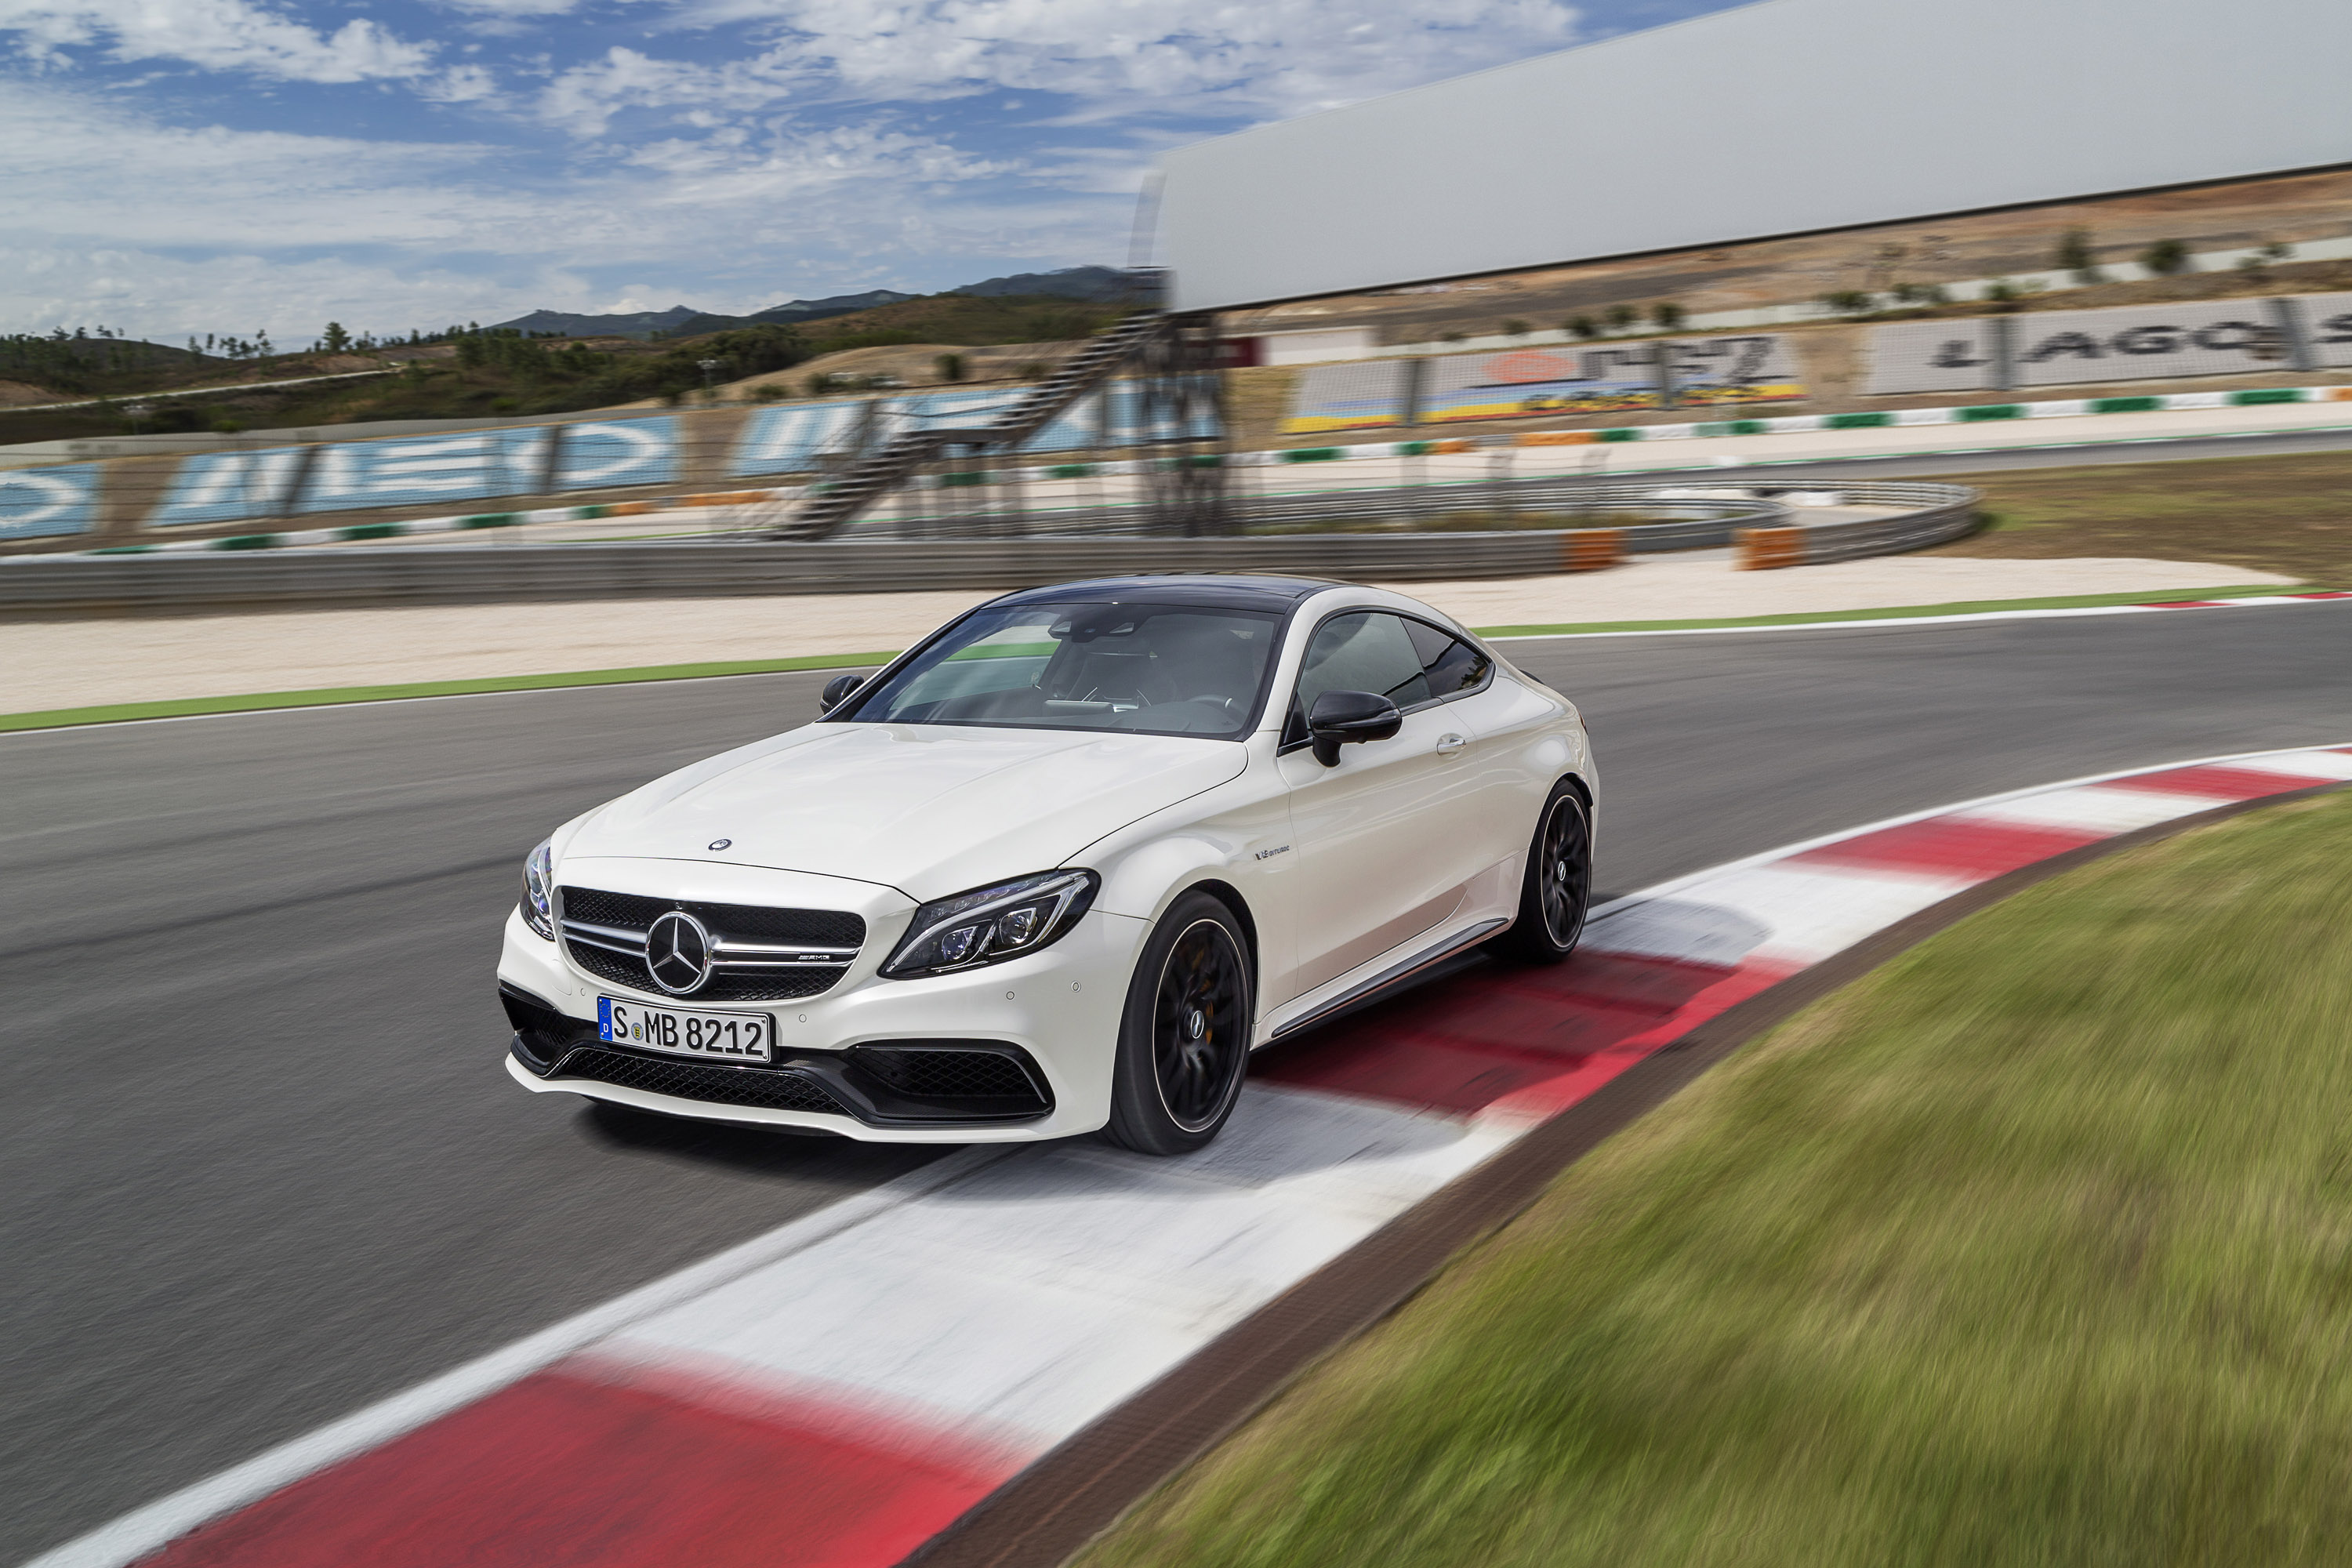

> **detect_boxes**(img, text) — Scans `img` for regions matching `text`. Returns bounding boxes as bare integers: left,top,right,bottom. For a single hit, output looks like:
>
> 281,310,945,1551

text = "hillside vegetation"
0,293,1132,443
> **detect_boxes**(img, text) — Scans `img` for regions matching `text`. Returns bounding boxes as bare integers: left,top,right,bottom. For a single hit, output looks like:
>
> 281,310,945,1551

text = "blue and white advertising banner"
903,387,1107,454
732,401,872,477
733,390,1101,477
1019,388,1108,453
1102,379,1220,445
552,417,680,492
0,463,100,541
150,447,313,528
299,427,550,514
906,387,1022,430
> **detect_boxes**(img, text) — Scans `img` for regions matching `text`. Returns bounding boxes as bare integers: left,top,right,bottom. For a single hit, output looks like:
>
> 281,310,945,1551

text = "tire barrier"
0,483,1976,615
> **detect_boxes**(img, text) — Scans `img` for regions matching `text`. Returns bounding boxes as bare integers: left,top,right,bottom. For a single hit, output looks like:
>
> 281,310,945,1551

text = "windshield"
839,601,1283,738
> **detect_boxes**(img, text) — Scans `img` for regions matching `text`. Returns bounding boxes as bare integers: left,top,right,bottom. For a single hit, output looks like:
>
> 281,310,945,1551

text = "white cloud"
2,244,564,340
0,81,509,250
688,0,1581,115
532,0,1579,136
0,0,436,80
0,79,1120,336
427,0,586,15
418,60,498,100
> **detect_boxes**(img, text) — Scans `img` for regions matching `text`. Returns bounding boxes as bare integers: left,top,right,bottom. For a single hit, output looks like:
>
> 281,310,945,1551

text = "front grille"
851,1044,1041,1101
557,884,865,1002
564,940,841,1002
559,887,864,949
557,1047,848,1115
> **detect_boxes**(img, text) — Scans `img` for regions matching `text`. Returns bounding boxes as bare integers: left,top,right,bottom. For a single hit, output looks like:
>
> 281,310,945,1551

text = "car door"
1272,610,1496,1005
1401,618,1554,897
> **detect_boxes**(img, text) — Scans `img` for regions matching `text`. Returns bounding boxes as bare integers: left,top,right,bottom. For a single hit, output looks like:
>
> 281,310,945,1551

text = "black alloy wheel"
1498,781,1593,964
1152,919,1249,1131
1104,891,1254,1154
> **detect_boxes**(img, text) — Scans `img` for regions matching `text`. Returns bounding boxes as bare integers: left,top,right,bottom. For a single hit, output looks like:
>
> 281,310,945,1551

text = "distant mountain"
487,270,1150,343
752,289,918,323
953,266,1154,303
488,306,703,339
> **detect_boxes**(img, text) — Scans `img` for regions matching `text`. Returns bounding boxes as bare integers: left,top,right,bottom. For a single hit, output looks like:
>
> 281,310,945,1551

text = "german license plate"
598,997,772,1063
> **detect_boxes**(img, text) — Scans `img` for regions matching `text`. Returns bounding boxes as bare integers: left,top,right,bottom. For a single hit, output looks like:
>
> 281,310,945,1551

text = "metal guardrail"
870,477,1789,546
0,484,1977,615
1784,481,1981,564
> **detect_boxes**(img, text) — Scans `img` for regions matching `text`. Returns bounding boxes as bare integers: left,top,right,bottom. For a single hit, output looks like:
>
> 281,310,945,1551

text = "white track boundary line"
21,1145,1011,1568
28,739,2352,1568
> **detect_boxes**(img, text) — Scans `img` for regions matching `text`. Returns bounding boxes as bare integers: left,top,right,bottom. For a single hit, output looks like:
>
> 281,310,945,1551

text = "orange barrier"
1737,526,1806,571
1517,430,1601,447
1560,528,1623,572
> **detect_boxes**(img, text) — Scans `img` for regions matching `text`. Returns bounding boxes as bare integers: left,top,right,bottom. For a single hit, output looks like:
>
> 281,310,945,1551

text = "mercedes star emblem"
708,838,732,851
645,909,714,994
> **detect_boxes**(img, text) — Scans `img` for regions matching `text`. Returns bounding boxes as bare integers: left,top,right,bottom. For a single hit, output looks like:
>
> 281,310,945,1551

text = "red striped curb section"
34,742,2352,1568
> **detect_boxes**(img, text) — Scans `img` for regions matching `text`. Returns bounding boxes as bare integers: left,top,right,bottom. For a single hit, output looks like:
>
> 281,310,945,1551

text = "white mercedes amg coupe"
498,575,1595,1153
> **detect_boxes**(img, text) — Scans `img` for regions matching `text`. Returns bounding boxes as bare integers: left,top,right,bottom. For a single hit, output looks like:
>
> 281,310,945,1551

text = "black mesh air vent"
851,1044,1039,1100
558,1047,847,1114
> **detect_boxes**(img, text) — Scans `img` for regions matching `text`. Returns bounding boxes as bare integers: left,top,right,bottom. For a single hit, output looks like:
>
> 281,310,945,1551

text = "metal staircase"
764,309,1194,541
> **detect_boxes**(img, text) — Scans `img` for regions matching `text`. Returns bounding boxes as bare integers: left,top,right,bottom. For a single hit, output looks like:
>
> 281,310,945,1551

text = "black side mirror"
819,673,865,713
1308,690,1403,766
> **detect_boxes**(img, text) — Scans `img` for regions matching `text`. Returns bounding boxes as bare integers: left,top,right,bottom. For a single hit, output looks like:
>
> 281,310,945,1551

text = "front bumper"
496,902,1142,1142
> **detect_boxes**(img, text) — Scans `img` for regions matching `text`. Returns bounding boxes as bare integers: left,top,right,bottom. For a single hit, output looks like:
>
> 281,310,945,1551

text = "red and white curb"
34,742,2352,1568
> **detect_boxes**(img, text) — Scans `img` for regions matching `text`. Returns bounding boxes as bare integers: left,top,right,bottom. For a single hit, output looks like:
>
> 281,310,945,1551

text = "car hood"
562,722,1248,898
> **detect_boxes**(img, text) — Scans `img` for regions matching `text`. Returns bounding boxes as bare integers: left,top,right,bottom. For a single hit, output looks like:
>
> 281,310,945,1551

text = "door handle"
1434,732,1467,757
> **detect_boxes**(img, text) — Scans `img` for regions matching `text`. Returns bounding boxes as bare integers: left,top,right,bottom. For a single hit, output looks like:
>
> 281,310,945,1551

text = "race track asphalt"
5,598,2350,1561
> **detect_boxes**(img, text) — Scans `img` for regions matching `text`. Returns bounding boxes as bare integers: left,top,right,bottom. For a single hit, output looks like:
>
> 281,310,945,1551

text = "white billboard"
1156,0,2352,314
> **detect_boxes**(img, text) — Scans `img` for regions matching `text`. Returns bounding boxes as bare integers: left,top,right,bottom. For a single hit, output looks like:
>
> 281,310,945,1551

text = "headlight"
881,869,1098,978
521,840,555,940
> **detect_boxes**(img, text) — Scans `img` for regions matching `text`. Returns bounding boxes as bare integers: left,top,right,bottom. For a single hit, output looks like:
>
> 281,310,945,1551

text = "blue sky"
1,0,1746,342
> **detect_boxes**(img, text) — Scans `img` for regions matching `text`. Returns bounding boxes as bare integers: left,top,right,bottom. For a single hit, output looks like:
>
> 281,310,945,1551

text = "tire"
1102,891,1254,1155
1496,780,1592,965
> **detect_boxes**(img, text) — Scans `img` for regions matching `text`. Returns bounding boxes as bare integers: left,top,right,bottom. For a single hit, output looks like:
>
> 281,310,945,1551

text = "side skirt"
1263,917,1510,1045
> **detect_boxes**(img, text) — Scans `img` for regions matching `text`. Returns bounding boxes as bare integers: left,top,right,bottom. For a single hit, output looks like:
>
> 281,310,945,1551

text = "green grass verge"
0,650,899,734
1472,582,2295,638
1080,788,2352,1568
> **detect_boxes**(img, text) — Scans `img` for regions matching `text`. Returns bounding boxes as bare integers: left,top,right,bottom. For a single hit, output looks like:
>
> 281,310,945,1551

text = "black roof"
990,575,1336,612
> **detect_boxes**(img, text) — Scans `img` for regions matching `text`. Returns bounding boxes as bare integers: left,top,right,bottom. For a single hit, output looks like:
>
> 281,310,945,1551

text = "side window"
1402,619,1493,699
1294,613,1432,721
